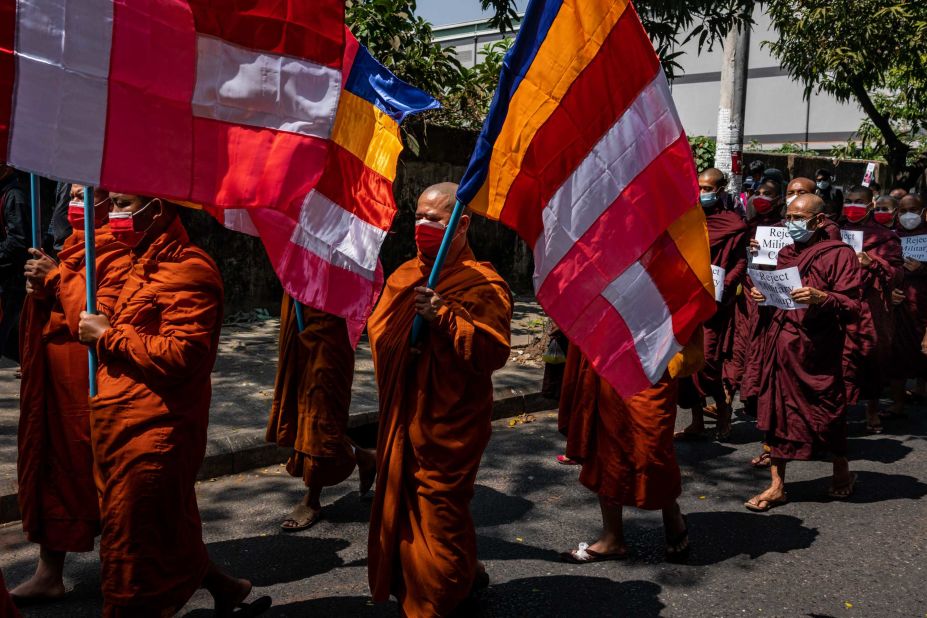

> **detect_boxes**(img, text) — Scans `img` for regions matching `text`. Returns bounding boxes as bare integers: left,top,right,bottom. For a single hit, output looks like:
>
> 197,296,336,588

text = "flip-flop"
702,404,719,418
750,451,772,468
233,595,272,616
673,430,708,441
556,455,579,465
281,503,321,532
827,472,858,499
560,542,628,564
744,493,789,512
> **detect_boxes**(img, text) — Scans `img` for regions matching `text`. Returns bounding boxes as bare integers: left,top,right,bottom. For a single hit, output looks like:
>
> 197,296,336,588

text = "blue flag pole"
84,186,98,396
410,199,467,345
28,174,41,248
293,298,305,332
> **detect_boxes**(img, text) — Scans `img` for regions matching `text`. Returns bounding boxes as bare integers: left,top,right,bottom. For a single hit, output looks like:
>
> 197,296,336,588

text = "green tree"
765,0,927,186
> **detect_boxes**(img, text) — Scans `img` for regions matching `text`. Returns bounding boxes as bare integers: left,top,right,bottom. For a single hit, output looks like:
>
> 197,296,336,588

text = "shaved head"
875,195,897,208
698,168,726,191
418,183,458,215
900,194,923,210
792,194,825,216
787,177,816,195
890,188,908,200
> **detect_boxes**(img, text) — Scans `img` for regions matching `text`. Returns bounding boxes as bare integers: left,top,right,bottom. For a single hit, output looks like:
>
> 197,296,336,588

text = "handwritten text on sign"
748,267,806,311
840,229,864,253
711,265,725,302
753,226,793,266
902,235,927,261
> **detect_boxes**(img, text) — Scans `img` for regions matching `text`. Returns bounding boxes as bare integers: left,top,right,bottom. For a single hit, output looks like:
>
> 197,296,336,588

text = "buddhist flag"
212,31,440,344
0,0,345,210
457,0,715,397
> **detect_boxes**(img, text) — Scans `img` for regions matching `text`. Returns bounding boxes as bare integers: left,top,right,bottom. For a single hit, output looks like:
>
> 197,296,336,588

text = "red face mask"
752,196,774,215
415,219,447,258
873,211,894,226
843,204,869,223
109,199,159,248
67,200,109,230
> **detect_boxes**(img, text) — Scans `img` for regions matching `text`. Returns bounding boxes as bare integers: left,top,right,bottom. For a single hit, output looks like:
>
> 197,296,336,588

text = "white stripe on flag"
533,73,683,290
222,209,260,237
192,35,341,139
289,189,386,281
9,0,113,184
600,261,681,383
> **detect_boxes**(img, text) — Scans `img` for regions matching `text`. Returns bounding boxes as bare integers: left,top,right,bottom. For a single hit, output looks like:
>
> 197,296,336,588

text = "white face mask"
786,219,815,243
899,211,923,230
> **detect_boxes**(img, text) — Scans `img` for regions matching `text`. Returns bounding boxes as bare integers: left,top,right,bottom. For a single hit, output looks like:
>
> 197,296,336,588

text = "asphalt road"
2,404,926,617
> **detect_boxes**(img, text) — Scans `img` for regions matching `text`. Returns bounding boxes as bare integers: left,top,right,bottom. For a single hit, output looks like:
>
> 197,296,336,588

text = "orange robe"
367,246,512,617
266,295,357,487
17,227,130,552
90,218,223,616
559,334,703,509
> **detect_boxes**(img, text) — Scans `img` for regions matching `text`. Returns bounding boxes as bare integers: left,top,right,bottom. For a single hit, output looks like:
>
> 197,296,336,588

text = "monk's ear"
457,214,470,235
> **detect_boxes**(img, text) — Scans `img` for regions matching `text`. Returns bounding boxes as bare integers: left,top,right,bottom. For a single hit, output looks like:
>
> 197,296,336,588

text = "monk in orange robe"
13,187,130,603
367,183,513,617
78,195,265,617
559,336,703,564
266,298,375,531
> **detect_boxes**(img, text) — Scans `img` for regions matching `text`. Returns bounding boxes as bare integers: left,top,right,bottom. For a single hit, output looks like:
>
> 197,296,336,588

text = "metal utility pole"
713,5,752,195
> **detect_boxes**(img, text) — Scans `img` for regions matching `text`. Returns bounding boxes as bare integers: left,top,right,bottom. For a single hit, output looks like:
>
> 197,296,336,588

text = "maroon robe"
756,230,862,460
727,210,782,397
890,222,927,378
840,218,903,401
691,209,748,401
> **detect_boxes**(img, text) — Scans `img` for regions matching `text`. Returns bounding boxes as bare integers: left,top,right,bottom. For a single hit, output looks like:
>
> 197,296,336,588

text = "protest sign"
862,162,876,188
901,235,927,262
711,265,725,302
753,226,794,266
840,229,864,253
748,267,806,311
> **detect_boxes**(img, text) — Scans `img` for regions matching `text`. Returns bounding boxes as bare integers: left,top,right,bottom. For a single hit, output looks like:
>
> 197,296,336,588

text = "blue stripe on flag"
345,46,441,123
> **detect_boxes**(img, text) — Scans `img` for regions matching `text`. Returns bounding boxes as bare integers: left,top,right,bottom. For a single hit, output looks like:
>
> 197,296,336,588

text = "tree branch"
849,78,909,157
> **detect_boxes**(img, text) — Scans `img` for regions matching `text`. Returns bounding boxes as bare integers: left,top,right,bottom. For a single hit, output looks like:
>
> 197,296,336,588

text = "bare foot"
9,573,66,604
204,562,252,617
356,448,377,495
585,538,629,557
744,486,788,512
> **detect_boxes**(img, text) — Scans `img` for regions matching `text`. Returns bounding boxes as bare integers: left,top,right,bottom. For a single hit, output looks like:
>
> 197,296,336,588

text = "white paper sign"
862,162,876,187
752,226,794,267
748,267,807,311
901,235,927,261
711,265,725,302
840,229,864,253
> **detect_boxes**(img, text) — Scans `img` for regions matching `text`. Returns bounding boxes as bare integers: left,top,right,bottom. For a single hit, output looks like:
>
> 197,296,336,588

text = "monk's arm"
867,241,904,290
431,282,512,373
723,229,749,301
817,251,863,321
97,280,220,383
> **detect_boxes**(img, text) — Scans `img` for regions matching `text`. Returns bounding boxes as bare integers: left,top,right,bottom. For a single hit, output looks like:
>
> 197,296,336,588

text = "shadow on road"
480,576,664,617
783,470,927,504
686,511,818,565
846,437,914,464
206,535,350,587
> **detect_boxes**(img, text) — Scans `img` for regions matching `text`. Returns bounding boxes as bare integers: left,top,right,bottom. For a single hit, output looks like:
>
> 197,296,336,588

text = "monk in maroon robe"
745,195,861,511
888,195,927,414
840,186,903,433
677,168,747,440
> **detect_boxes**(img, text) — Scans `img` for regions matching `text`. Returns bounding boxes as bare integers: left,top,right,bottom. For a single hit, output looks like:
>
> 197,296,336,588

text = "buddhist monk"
840,186,903,433
266,298,376,531
558,334,703,564
676,168,747,441
77,194,267,617
745,194,861,511
367,183,512,616
13,186,129,604
888,195,927,415
729,176,786,413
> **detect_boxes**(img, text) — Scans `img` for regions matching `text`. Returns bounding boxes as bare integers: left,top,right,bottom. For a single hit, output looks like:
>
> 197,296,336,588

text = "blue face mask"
786,219,815,243
700,192,721,209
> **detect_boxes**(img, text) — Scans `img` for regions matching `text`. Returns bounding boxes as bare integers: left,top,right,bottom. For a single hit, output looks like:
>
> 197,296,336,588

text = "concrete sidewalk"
0,298,551,523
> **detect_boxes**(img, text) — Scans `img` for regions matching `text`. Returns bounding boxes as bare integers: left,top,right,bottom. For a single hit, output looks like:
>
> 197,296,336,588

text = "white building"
432,8,868,150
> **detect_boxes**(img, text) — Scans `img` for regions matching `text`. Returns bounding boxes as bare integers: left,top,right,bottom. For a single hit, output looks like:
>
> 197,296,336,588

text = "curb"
0,384,553,526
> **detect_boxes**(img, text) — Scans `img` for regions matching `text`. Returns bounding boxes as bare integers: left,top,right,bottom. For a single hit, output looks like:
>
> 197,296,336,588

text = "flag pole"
293,298,306,332
410,199,467,345
28,174,41,248
84,186,98,396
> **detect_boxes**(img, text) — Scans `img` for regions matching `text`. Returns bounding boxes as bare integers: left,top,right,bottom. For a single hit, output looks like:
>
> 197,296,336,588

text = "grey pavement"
0,297,549,522
2,403,926,617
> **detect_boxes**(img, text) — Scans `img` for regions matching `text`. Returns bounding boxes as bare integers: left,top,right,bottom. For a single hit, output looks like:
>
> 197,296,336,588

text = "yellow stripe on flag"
666,205,714,297
471,0,630,219
332,90,403,181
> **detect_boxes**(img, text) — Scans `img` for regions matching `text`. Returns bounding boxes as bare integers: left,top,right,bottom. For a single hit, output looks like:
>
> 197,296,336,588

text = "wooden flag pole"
410,199,466,345
28,174,41,248
84,186,98,396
